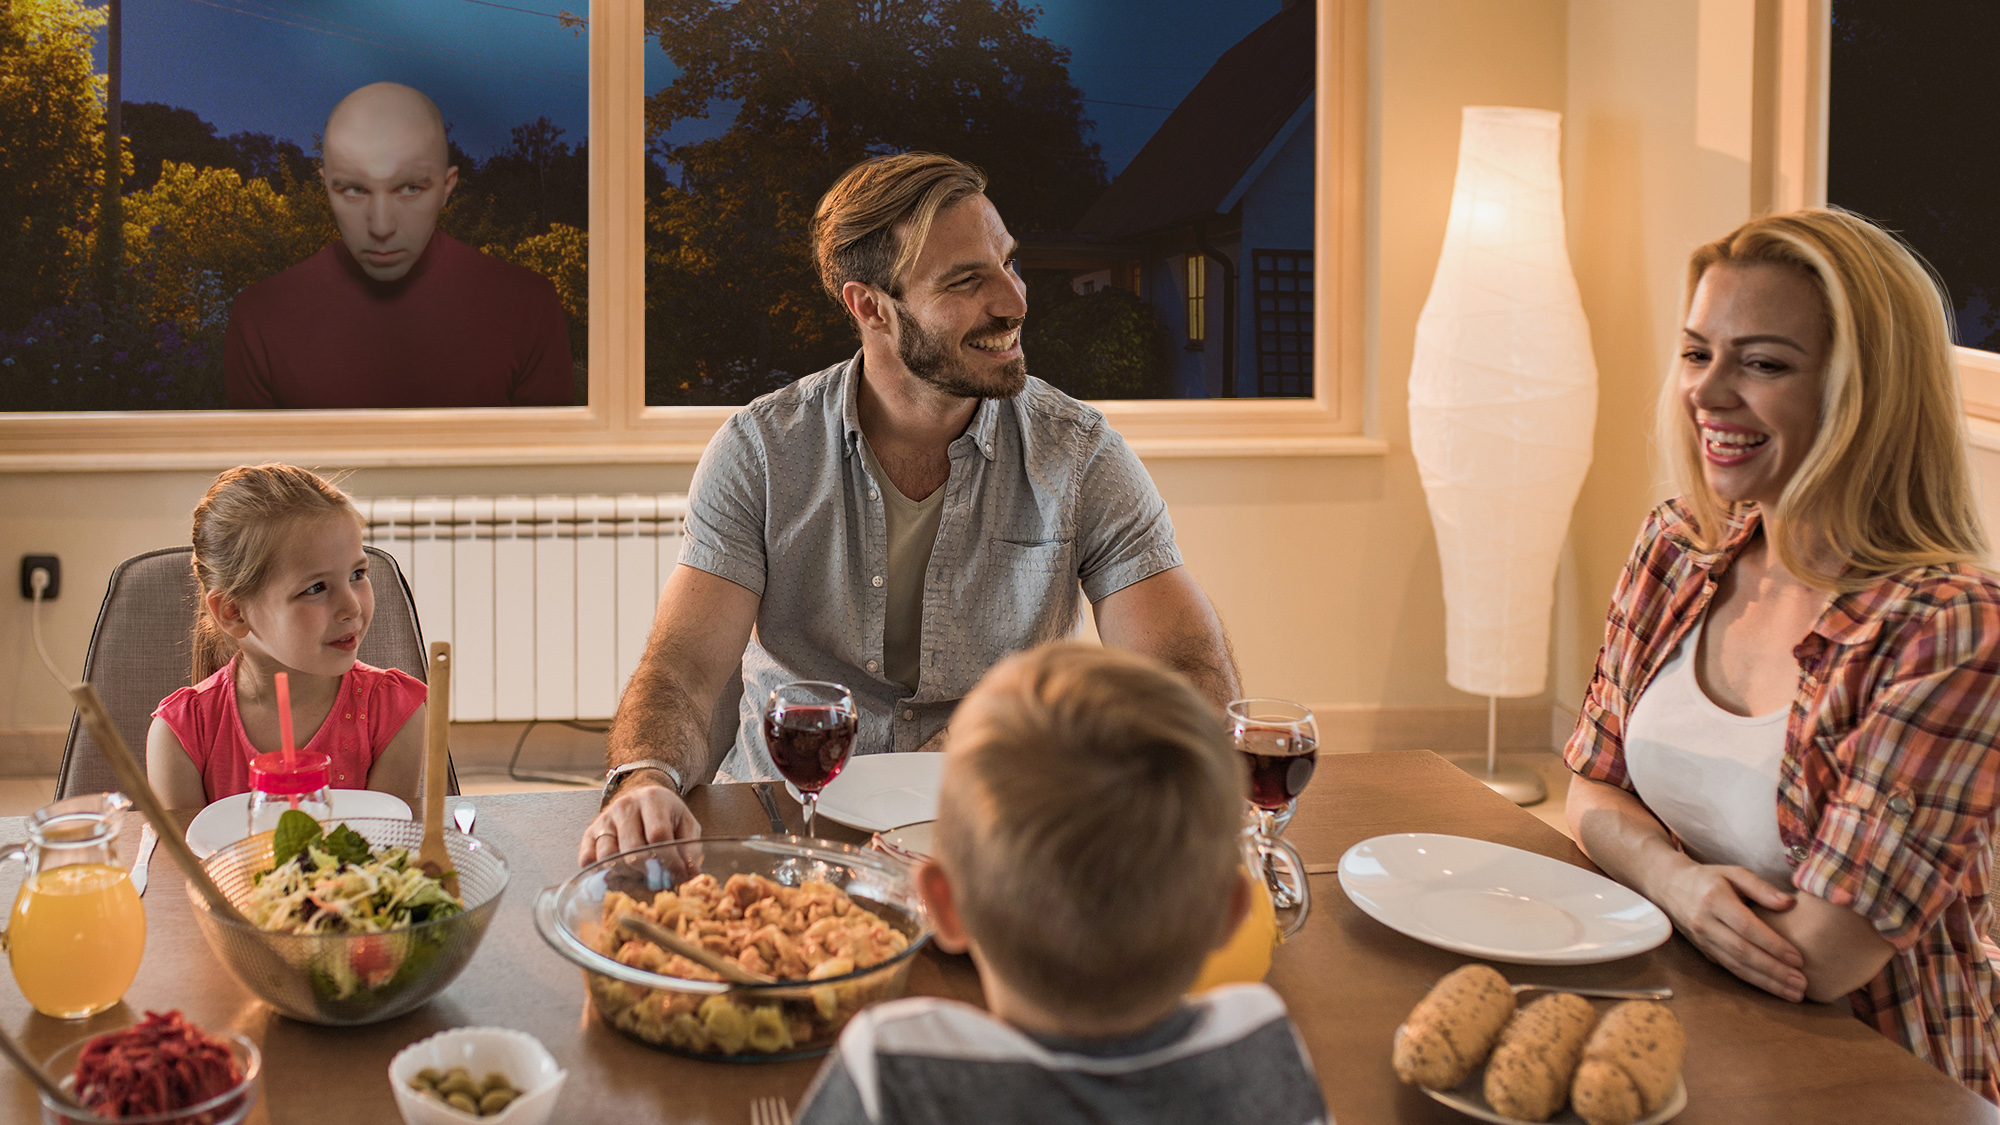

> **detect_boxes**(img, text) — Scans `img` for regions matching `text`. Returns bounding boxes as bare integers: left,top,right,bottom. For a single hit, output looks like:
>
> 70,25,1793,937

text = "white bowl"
388,1027,566,1125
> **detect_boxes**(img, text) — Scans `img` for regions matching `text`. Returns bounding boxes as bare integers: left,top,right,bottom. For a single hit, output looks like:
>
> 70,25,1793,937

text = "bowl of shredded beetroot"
38,1010,261,1125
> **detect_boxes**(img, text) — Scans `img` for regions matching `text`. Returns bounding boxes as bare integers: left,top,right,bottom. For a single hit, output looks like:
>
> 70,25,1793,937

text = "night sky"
94,0,1285,176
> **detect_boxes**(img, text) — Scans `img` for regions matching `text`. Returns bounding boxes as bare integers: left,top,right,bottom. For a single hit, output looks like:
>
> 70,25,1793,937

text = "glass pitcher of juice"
1,792,147,1018
1191,822,1311,992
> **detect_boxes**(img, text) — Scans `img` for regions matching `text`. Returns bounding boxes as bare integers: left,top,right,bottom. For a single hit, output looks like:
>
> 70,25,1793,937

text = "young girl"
147,464,425,807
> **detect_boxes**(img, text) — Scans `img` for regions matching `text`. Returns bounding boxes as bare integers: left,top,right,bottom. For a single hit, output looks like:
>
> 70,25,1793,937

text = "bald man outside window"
224,82,573,409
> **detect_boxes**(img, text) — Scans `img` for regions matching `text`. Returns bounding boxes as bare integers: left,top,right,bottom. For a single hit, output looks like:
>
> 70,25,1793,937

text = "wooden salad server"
614,912,776,985
69,683,252,927
418,641,459,898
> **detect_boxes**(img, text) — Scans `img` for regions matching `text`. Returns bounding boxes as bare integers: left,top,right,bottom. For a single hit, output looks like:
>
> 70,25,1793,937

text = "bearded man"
224,82,572,408
581,152,1239,857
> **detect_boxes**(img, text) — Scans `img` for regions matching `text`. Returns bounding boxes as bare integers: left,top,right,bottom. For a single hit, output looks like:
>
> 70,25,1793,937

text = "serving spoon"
0,1021,88,1113
1511,983,1672,1001
418,642,459,899
613,913,776,985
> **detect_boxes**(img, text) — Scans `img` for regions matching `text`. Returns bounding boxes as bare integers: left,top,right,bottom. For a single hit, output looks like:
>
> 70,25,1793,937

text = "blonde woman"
1566,209,2000,1101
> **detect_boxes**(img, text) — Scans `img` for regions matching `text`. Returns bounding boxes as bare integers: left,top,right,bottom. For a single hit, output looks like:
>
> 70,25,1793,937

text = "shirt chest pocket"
939,538,1081,665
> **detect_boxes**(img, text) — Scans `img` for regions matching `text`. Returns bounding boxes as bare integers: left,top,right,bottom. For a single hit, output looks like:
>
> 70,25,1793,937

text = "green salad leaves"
270,809,372,871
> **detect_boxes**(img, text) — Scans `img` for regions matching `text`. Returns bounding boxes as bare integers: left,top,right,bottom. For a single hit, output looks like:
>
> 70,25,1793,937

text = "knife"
130,825,158,896
754,782,789,834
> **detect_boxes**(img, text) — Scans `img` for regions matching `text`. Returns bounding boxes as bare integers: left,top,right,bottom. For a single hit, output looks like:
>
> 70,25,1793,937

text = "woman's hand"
1655,860,1807,1001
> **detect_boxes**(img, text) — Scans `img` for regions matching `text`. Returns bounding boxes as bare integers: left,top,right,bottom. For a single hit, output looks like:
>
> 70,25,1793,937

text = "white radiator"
357,495,686,722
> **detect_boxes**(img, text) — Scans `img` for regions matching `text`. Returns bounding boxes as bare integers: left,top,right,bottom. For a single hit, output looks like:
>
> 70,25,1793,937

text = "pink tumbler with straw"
247,751,333,837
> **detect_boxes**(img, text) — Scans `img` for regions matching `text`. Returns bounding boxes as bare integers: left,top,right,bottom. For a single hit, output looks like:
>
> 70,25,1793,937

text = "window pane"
1829,0,2000,352
0,1,591,411
642,0,1314,403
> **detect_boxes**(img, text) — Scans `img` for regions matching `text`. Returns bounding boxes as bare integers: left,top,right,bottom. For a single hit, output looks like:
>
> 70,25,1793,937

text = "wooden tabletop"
0,751,1990,1124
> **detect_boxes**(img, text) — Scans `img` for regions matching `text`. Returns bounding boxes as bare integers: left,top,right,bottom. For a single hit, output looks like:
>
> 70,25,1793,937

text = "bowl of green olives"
388,1027,566,1125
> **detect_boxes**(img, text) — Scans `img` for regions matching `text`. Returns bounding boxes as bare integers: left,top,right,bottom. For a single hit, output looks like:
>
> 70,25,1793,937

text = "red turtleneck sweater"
224,232,574,408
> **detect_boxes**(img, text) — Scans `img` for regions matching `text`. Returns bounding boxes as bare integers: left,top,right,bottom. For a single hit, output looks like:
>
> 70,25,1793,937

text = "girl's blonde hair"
189,464,363,681
1659,208,1986,588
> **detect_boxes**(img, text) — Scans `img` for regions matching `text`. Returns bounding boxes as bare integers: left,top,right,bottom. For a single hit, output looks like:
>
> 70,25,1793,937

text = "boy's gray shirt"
795,985,1330,1125
679,353,1182,780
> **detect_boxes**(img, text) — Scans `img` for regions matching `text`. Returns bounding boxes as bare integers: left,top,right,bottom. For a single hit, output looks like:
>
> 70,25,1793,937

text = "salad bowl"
188,817,509,1025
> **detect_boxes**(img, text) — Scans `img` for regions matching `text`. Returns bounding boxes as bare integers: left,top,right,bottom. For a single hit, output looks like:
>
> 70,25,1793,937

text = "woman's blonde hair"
188,464,362,681
1659,208,1986,587
935,643,1243,1021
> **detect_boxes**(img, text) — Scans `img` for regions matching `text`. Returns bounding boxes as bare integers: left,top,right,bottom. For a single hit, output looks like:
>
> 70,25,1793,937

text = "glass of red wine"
763,680,859,839
1227,698,1318,909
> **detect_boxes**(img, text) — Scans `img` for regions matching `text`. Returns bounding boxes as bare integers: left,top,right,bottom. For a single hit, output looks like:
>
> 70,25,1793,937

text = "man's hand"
1657,861,1806,1001
578,774,702,865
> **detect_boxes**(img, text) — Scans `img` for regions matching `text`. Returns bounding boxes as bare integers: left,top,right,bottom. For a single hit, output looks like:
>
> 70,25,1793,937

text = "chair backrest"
56,545,454,800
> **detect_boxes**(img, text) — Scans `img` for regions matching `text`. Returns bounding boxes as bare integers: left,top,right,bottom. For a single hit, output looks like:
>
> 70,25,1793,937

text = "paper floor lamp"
1409,106,1597,805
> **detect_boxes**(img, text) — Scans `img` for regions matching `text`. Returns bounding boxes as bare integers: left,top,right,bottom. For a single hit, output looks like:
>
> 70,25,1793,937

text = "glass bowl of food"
188,817,509,1025
39,1011,261,1125
534,836,931,1061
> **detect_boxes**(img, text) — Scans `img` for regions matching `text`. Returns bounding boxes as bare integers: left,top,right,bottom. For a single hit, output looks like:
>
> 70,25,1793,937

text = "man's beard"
894,303,1027,400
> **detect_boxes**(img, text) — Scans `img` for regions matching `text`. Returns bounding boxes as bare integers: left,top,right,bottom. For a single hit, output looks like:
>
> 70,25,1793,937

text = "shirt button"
902,709,916,721
1889,795,1914,816
1787,844,1808,862
866,660,880,673
869,489,881,501
871,575,884,588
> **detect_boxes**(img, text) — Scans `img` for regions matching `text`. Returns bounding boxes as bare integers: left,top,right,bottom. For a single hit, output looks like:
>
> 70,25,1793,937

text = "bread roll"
1569,1001,1686,1125
1392,964,1516,1090
1482,992,1598,1122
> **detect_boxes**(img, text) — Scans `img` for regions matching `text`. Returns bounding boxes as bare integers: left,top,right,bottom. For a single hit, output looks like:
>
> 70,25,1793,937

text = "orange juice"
7,863,145,1018
1190,869,1278,992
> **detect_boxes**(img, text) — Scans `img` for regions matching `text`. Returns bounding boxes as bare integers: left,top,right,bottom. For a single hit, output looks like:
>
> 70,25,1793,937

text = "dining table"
1,748,1992,1124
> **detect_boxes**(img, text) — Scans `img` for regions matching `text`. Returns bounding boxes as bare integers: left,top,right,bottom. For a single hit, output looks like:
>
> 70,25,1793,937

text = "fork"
750,1095,794,1125
1512,983,1672,1001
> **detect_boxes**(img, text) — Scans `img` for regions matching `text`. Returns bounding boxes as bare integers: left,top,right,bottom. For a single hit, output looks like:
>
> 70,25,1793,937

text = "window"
0,0,1373,468
1826,0,2000,421
1185,254,1208,345
1254,250,1312,398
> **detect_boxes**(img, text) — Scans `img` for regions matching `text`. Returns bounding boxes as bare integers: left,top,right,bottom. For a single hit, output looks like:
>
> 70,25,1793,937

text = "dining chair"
53,545,457,801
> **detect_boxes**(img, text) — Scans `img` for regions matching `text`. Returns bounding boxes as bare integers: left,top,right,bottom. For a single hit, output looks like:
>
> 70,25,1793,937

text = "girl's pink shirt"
152,656,426,801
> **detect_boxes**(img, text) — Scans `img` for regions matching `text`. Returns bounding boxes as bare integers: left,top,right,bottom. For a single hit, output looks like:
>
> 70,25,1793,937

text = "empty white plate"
793,753,945,833
185,789,413,859
1339,833,1670,964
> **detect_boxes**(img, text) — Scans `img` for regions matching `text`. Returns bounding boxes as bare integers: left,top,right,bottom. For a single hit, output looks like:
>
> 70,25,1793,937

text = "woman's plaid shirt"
1566,500,2000,1103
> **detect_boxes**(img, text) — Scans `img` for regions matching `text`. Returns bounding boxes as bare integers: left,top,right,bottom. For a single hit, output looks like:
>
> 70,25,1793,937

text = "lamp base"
1446,757,1549,806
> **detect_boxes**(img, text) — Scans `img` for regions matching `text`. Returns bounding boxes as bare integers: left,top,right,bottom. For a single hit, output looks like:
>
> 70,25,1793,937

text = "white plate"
1397,1025,1687,1125
1339,834,1670,965
873,820,936,865
185,789,413,859
789,753,945,833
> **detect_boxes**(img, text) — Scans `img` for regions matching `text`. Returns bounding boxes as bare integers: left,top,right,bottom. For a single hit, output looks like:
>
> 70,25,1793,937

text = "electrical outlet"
20,555,59,600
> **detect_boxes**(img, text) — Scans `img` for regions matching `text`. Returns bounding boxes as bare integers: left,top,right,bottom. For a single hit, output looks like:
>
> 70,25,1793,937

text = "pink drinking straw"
274,671,298,769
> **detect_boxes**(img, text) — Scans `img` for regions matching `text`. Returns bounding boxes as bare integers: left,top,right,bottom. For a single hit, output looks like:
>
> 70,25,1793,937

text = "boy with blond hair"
797,643,1328,1124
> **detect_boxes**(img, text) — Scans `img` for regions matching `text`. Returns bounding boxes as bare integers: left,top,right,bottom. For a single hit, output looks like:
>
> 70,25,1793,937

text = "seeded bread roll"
1482,992,1598,1121
1569,1001,1686,1125
1392,964,1516,1090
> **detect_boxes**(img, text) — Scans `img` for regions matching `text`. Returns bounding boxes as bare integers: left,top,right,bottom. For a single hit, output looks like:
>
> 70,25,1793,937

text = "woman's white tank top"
1622,611,1794,888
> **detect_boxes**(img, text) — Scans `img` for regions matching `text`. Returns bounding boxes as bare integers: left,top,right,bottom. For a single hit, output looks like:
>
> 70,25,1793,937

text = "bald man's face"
321,112,457,283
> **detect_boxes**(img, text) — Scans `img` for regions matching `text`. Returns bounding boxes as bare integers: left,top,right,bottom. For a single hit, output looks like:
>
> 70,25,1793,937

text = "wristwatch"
602,759,686,805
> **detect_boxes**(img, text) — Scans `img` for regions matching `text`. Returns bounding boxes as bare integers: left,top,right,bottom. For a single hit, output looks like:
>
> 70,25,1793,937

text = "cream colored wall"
3,1,1793,764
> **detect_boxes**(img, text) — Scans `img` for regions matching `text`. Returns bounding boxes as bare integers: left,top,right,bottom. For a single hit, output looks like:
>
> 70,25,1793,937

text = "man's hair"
189,464,363,682
936,643,1244,1021
810,152,987,308
1659,208,1987,587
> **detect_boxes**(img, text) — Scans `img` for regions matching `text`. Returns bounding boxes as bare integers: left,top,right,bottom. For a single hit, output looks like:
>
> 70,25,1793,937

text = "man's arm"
1091,566,1240,708
580,564,760,863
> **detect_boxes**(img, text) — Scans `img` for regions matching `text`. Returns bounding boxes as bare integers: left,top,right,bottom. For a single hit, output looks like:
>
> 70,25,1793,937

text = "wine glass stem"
802,792,817,838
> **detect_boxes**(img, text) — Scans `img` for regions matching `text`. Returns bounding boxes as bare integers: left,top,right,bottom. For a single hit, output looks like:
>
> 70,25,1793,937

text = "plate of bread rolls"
1340,834,1671,964
1393,964,1686,1125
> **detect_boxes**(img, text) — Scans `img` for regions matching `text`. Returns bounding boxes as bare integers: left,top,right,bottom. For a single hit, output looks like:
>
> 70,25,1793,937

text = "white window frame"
0,0,1375,470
